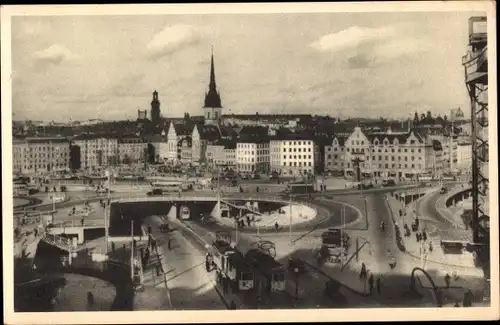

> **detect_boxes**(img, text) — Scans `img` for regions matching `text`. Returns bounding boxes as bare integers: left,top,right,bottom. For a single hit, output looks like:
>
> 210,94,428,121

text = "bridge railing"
41,233,73,251
49,219,105,228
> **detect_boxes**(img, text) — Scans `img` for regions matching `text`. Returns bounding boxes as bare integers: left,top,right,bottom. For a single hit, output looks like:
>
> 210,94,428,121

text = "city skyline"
12,12,479,122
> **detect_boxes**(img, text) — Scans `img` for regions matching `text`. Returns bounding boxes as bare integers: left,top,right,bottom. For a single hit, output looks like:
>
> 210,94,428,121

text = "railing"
111,193,290,205
41,233,73,251
49,219,105,228
462,46,488,77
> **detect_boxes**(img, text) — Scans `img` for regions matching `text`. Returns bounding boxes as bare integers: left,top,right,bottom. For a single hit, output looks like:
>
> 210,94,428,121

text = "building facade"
324,127,445,180
236,141,270,174
270,137,316,177
13,137,71,174
72,135,119,171
118,136,147,164
456,141,473,170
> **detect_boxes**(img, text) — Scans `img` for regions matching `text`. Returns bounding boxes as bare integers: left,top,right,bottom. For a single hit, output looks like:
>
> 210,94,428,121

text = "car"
326,228,350,240
440,187,448,194
147,188,163,196
287,258,307,275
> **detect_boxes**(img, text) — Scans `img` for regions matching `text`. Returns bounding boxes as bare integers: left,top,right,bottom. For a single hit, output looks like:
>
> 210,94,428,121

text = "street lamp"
293,267,299,300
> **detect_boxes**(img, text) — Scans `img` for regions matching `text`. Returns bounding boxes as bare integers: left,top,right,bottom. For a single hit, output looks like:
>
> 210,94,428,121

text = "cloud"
310,26,395,52
32,44,80,64
146,24,201,60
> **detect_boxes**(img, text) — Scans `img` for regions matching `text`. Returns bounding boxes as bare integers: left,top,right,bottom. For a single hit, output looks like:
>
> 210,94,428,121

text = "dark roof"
222,114,312,121
215,138,237,149
228,251,251,269
24,137,69,143
143,134,167,143
238,126,269,143
72,133,121,141
244,249,283,274
329,135,348,146
200,124,222,142
366,130,425,145
213,240,233,254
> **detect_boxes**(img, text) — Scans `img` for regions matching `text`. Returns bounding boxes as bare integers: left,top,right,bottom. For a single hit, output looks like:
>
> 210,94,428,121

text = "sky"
11,11,484,122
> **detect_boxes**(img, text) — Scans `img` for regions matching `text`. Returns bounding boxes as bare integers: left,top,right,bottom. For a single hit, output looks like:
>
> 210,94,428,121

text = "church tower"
151,90,161,128
203,47,223,125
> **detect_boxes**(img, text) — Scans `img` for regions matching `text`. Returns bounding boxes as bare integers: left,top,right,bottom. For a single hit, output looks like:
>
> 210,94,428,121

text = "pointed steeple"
209,46,216,91
204,46,222,108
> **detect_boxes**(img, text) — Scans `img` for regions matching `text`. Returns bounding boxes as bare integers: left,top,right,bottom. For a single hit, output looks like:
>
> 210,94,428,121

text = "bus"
150,181,183,193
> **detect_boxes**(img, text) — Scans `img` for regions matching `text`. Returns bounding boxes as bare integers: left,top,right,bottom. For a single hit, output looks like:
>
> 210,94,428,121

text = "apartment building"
13,137,71,174
456,141,473,170
270,135,317,177
13,139,27,174
72,134,119,170
118,135,147,164
324,127,445,180
206,139,237,169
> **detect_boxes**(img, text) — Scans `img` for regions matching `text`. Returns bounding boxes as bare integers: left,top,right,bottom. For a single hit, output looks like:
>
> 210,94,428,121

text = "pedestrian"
81,217,85,227
444,273,451,288
415,216,420,228
168,238,172,250
274,221,279,232
156,263,161,276
87,292,94,307
429,241,433,253
152,238,156,250
415,232,419,242
256,186,259,193
360,263,367,279
368,274,374,295
422,231,427,242
462,289,473,307
222,277,228,294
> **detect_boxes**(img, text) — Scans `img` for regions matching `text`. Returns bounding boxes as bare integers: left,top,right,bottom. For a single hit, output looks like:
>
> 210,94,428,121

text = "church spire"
209,46,216,91
204,46,222,108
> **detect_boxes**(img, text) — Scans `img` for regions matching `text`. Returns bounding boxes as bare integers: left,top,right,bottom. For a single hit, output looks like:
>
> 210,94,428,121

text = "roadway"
416,189,472,242
182,191,437,308
144,215,227,310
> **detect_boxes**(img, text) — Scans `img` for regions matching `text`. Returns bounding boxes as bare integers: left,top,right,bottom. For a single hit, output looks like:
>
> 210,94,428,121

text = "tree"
413,112,420,124
443,114,448,122
426,111,432,119
421,113,426,122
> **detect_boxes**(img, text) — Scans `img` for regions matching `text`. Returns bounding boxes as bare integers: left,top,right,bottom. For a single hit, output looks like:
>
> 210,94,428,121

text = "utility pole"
289,196,292,244
236,209,241,244
130,220,134,281
105,169,110,255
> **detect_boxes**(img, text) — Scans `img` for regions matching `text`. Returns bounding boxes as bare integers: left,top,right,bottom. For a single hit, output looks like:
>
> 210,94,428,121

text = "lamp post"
289,196,293,244
294,267,299,300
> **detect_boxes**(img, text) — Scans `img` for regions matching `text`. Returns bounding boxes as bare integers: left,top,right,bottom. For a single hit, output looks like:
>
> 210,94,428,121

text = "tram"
207,231,254,291
179,206,190,220
244,242,286,292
